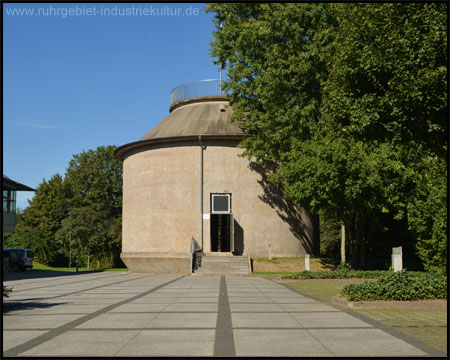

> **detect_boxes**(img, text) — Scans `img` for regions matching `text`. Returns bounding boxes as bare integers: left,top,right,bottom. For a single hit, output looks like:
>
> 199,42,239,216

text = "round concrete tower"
115,80,319,274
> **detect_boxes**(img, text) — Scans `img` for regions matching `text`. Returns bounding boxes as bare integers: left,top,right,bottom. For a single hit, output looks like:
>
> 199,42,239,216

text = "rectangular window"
211,193,231,214
3,190,16,213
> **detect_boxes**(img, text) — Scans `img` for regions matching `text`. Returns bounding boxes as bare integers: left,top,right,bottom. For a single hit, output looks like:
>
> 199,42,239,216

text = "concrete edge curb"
331,295,448,310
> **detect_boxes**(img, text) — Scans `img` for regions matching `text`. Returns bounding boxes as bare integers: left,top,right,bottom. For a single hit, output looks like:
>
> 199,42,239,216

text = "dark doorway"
211,214,231,252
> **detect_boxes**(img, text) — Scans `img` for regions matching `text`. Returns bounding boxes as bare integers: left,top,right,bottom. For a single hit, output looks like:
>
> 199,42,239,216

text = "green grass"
31,261,128,272
253,257,307,264
252,271,294,275
253,257,335,266
283,269,388,279
283,280,353,302
251,257,337,273
356,308,447,354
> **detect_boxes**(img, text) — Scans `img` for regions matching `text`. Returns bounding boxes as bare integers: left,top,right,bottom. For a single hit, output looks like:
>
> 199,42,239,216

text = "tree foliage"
208,3,335,164
8,145,123,267
55,203,113,260
21,174,73,243
407,156,447,271
3,225,55,265
207,3,447,270
324,3,447,159
65,146,122,217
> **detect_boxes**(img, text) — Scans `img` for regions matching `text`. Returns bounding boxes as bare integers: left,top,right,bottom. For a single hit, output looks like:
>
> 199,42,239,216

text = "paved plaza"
2,271,438,357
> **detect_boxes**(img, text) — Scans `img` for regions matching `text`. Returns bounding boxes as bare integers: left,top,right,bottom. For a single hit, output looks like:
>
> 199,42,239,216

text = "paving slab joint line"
3,273,156,311
274,278,448,357
282,294,335,356
112,291,178,356
3,275,186,357
6,272,128,294
214,276,236,357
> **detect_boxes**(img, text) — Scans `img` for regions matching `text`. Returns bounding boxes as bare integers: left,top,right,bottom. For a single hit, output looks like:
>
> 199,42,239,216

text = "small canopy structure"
3,175,35,191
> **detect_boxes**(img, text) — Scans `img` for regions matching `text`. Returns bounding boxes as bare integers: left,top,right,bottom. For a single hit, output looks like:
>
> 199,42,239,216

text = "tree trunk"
355,213,362,269
347,216,359,269
348,211,368,270
87,254,90,270
360,214,370,269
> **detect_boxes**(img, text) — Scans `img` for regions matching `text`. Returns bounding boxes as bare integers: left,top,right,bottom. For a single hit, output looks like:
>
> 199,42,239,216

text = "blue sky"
3,3,221,209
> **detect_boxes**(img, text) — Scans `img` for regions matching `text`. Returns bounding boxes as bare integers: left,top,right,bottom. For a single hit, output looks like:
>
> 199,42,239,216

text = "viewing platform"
170,79,224,107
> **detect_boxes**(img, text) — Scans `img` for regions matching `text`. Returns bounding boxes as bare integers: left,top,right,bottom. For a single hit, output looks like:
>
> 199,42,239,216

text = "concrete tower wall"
121,143,200,273
121,139,318,273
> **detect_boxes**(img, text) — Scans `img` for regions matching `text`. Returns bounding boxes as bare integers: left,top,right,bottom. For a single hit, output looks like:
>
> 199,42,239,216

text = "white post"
305,254,310,271
268,244,272,260
341,223,346,264
392,247,403,272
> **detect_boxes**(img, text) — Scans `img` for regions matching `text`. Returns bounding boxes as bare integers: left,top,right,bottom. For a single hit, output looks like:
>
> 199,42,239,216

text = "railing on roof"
170,79,224,105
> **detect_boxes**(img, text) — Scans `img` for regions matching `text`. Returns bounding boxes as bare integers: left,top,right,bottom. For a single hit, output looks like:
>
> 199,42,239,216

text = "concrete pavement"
2,271,438,357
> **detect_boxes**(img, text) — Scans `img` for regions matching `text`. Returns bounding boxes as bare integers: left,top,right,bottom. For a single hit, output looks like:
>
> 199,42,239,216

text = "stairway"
193,253,250,275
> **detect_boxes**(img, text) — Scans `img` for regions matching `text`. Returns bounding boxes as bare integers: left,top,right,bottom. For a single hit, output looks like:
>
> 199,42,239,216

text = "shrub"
319,216,341,263
341,270,447,301
3,268,12,298
407,157,447,272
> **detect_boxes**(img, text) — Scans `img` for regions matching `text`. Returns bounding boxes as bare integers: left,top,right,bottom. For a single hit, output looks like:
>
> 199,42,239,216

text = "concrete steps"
193,253,250,275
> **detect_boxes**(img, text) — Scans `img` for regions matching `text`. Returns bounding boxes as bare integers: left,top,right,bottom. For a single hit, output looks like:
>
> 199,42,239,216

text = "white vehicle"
2,248,33,271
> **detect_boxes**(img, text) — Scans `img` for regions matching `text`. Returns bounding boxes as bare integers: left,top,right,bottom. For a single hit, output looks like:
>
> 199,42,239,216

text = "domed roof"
141,96,243,140
115,94,245,161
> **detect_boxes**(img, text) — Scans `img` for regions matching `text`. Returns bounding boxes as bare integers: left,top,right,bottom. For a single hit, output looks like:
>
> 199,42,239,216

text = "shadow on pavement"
3,269,106,281
3,301,67,314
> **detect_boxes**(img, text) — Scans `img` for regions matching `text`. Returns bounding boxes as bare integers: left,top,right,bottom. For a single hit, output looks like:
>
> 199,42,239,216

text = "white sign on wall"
203,214,210,220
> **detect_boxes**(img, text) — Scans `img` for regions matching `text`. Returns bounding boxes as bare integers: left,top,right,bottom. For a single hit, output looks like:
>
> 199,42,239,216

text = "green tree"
324,3,447,160
18,174,73,264
22,174,73,241
278,131,416,268
55,203,112,268
322,3,447,270
207,3,447,269
18,146,123,267
208,3,336,165
64,146,122,217
63,145,123,266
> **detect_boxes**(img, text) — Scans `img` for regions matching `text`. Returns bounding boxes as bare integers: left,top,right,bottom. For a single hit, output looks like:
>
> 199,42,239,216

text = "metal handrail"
170,79,223,105
189,236,195,273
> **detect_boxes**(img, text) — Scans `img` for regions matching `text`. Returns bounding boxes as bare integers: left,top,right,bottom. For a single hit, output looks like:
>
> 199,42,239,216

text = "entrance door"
210,193,233,253
210,214,233,252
